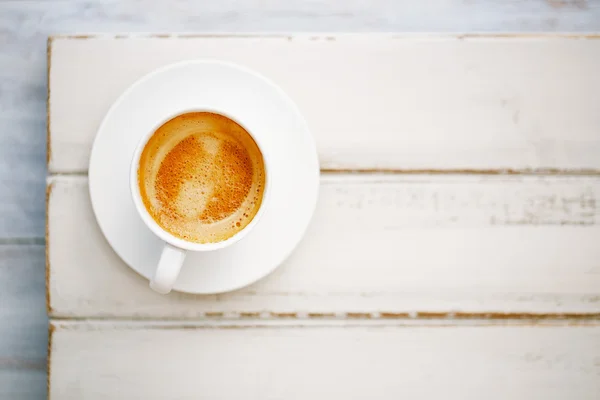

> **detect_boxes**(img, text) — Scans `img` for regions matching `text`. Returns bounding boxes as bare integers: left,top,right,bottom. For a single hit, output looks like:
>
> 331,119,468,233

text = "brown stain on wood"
453,312,600,320
47,323,55,397
55,311,599,321
320,168,600,176
204,312,224,318
52,320,600,332
347,312,372,319
379,312,411,319
46,37,52,166
393,312,600,320
45,181,54,315
416,312,449,319
239,312,261,318
307,313,336,318
270,312,298,318
50,311,600,323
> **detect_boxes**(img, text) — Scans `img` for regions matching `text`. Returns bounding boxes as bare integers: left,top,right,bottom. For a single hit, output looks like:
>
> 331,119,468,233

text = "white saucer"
89,60,319,294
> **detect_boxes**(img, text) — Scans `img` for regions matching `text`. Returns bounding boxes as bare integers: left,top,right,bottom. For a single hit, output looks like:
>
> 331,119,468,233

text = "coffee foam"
138,112,265,243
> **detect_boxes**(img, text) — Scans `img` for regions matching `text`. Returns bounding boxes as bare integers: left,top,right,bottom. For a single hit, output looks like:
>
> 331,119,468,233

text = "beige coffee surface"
138,112,265,243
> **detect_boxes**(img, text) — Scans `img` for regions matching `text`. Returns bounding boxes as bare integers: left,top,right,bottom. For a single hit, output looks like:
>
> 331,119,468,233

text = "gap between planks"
48,312,600,323
49,33,600,41
47,169,600,178
49,318,600,331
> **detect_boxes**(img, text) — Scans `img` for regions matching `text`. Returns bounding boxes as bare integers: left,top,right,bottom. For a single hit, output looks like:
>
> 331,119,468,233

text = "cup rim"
129,108,271,252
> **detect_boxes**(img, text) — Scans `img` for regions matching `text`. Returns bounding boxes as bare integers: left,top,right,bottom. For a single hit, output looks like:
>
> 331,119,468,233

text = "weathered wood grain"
49,320,600,399
0,245,48,399
47,175,600,318
48,35,600,173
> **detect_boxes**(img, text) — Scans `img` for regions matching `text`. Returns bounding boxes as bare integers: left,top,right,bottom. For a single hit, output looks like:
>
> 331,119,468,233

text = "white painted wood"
49,35,600,173
47,175,600,317
49,321,600,399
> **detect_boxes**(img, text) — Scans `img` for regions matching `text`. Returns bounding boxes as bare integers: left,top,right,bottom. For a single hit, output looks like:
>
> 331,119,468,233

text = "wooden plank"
49,320,600,399
0,117,46,238
0,245,47,364
48,35,600,173
0,245,48,399
0,369,47,400
47,175,600,318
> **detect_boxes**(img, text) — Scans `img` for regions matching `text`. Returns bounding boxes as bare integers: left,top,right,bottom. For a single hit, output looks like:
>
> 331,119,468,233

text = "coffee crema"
138,112,266,243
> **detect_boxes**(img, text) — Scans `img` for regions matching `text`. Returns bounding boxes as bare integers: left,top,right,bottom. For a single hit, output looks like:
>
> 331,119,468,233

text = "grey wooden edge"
0,245,48,399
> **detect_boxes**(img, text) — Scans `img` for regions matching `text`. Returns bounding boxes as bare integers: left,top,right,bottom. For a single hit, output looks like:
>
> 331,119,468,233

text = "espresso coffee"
138,112,266,243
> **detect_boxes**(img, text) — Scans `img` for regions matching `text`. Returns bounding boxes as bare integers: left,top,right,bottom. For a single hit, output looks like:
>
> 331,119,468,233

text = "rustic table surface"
3,1,600,399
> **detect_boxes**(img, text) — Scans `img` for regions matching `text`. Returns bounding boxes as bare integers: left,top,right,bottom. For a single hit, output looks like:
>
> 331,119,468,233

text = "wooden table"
2,2,600,399
44,35,600,398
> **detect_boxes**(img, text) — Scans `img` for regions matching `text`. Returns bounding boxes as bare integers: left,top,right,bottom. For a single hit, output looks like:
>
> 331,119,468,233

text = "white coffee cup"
129,108,271,294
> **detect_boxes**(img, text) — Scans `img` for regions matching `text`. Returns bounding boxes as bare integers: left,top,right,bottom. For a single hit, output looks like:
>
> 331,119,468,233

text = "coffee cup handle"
149,243,187,294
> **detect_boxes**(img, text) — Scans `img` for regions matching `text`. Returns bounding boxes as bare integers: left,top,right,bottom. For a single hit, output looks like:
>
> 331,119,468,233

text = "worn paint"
239,312,261,318
346,313,372,319
46,37,52,166
45,181,54,315
379,313,411,319
49,33,600,41
307,313,337,318
47,324,54,396
48,311,600,321
320,168,600,176
204,312,224,318
453,312,600,320
270,312,298,318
